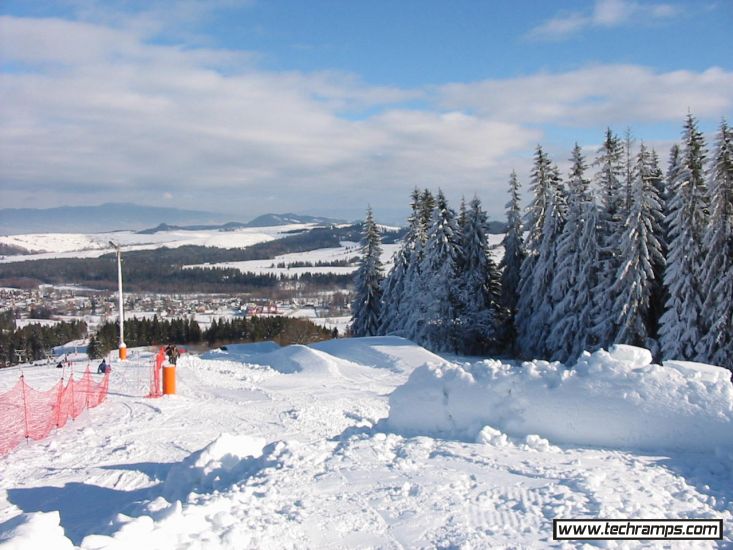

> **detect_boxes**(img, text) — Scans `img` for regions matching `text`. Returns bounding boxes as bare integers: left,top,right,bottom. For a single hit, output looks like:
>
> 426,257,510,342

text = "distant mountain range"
136,213,347,234
0,203,347,235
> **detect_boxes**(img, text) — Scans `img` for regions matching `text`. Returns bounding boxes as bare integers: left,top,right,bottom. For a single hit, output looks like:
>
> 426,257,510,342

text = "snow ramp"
310,336,447,373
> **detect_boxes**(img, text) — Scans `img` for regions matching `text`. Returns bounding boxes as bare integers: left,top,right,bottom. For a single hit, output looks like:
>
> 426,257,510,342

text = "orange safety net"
147,348,165,398
0,368,110,457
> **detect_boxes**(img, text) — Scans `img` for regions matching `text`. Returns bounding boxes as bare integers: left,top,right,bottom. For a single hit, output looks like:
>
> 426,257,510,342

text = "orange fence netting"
0,368,110,457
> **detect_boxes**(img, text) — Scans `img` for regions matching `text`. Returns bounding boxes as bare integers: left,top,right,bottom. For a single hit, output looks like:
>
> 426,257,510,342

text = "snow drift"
387,344,733,452
163,434,267,502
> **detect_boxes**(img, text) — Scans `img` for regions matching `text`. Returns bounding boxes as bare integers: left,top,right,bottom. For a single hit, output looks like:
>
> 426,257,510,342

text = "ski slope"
0,338,731,548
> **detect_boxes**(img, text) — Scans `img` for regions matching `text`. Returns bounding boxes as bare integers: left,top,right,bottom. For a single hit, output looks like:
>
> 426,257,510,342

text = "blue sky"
0,0,731,223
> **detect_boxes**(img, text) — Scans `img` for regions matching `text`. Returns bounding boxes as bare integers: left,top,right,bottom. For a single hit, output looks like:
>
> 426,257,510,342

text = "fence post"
19,374,30,441
55,377,64,428
70,370,76,420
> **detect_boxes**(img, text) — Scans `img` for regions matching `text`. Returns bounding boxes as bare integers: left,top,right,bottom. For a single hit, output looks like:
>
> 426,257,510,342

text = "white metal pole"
110,242,127,360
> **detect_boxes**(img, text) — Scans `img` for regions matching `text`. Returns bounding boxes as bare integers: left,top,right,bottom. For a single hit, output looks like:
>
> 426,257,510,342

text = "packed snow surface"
1,339,731,548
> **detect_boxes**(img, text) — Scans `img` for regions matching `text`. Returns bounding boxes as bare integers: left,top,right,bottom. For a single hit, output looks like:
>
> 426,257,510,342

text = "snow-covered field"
0,338,731,548
188,242,401,276
0,225,318,263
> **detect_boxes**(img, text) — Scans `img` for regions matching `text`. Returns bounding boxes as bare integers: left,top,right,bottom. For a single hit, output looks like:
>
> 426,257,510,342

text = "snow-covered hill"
0,338,730,548
0,224,318,263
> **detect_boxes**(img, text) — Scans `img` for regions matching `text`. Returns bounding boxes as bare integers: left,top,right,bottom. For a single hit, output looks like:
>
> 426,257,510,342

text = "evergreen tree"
548,144,597,361
499,171,525,353
379,189,420,335
611,143,665,347
516,146,564,358
399,191,434,341
350,207,385,337
86,335,102,359
457,197,502,354
647,149,668,347
660,114,709,360
698,120,733,366
414,190,462,351
624,127,636,216
591,128,626,349
418,189,436,230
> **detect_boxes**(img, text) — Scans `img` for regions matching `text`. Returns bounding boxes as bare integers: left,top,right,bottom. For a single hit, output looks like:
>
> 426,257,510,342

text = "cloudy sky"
1,0,731,223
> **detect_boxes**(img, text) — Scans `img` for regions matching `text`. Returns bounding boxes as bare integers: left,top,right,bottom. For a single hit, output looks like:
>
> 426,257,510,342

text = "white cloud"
0,14,729,223
437,65,733,126
527,0,681,41
0,16,534,220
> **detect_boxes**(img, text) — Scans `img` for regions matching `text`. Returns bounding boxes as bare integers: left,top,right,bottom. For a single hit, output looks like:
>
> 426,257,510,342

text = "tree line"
0,316,88,366
86,315,336,358
351,115,732,368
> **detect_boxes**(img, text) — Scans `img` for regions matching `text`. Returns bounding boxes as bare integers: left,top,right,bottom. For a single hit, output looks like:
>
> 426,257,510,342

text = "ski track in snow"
0,340,731,549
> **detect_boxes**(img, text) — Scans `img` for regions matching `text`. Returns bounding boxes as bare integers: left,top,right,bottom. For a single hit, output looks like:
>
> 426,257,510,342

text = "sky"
0,0,731,224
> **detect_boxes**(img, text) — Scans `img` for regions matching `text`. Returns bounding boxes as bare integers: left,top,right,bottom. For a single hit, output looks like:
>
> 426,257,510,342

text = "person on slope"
97,358,108,374
165,344,179,366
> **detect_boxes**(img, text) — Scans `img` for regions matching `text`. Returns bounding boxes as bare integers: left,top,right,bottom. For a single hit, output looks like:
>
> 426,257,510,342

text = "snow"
0,225,318,263
1,339,731,548
388,344,733,452
188,242,401,276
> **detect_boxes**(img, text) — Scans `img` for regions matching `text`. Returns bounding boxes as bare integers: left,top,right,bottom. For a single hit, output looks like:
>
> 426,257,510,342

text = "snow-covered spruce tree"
647,149,668,347
414,190,462,351
623,128,636,216
610,143,665,348
350,207,384,337
378,189,420,335
499,171,525,353
457,197,503,354
698,120,733,366
590,128,626,350
548,144,597,362
515,146,564,358
659,114,709,361
399,190,435,341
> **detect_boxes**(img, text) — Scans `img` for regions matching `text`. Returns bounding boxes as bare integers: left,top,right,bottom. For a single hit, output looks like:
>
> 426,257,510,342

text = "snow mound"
0,511,74,549
310,336,448,373
260,345,350,375
163,434,266,502
388,346,733,452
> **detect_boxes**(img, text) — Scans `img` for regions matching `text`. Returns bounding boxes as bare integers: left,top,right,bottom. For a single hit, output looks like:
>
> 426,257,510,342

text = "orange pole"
163,366,176,395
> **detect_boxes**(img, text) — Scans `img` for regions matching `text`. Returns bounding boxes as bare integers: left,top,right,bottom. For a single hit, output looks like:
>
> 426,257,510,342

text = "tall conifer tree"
591,128,626,349
458,197,502,354
500,171,525,352
379,189,420,335
611,143,665,347
660,114,709,360
548,144,596,361
414,191,462,351
698,120,733,366
516,146,563,358
350,207,384,337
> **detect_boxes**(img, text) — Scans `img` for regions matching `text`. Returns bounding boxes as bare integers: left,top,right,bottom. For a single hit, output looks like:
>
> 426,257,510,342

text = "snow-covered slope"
0,340,730,548
188,242,401,276
0,224,316,263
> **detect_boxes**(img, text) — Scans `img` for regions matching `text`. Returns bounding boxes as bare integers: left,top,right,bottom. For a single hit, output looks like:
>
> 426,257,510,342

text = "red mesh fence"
0,368,110,457
147,348,165,398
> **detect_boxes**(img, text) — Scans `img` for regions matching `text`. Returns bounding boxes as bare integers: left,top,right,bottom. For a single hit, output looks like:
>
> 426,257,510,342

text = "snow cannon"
119,343,127,360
